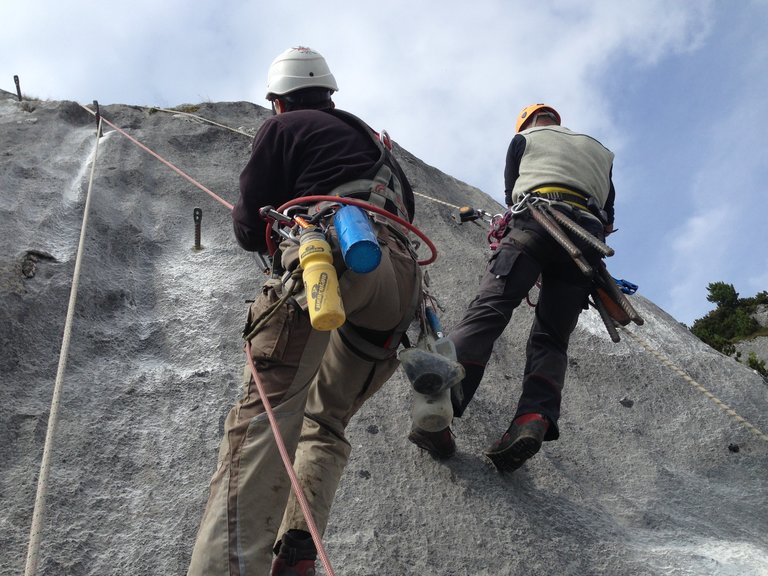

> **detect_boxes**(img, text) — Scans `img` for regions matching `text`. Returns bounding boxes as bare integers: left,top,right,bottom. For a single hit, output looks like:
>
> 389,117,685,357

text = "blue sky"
2,0,767,325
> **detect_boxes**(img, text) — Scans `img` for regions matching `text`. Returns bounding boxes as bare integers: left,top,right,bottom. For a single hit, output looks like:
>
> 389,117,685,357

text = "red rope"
244,342,336,576
83,109,234,211
270,195,438,266
526,278,542,307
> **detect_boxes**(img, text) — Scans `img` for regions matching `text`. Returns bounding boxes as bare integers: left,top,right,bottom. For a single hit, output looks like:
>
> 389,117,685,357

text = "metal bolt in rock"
92,100,103,137
194,208,203,250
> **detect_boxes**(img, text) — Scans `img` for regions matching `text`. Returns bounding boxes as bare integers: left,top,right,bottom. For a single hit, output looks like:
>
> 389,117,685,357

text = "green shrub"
706,281,738,309
747,352,768,380
691,282,763,357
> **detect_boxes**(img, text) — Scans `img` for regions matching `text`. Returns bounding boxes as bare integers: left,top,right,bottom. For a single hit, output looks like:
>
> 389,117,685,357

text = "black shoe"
484,414,549,473
271,529,317,576
408,426,456,459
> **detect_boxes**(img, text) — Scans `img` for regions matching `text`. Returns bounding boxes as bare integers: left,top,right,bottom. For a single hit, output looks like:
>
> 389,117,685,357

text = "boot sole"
408,431,456,460
484,436,541,473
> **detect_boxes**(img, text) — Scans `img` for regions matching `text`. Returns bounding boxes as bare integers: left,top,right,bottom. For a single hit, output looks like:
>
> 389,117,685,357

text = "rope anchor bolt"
193,207,203,251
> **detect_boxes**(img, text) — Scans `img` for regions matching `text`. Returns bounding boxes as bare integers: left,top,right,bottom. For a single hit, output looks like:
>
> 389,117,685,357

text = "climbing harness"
445,192,640,328
248,195,434,340
510,193,643,341
511,193,615,272
451,190,643,341
266,195,437,266
446,188,643,342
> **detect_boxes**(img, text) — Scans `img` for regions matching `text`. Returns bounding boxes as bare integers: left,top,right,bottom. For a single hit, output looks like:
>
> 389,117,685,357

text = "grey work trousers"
449,208,602,440
188,227,421,576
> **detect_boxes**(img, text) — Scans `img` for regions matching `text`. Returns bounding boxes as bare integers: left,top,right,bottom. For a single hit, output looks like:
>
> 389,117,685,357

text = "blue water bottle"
334,205,381,273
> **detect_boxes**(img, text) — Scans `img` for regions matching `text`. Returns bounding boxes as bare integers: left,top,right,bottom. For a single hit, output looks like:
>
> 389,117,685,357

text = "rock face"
2,96,767,576
733,305,768,374
754,304,768,328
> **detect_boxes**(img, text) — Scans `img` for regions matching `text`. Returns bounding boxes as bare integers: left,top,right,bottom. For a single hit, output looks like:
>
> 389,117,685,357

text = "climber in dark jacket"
233,104,415,251
189,46,421,576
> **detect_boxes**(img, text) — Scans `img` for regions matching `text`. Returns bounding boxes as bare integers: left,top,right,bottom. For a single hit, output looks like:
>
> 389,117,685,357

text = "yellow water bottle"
299,227,346,331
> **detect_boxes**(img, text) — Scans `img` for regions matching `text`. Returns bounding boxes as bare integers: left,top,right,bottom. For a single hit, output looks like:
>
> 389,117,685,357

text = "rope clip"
453,205,491,225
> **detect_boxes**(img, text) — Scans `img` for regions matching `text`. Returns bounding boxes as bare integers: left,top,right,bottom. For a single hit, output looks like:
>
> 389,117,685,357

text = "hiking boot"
484,413,549,473
271,529,317,576
408,426,456,459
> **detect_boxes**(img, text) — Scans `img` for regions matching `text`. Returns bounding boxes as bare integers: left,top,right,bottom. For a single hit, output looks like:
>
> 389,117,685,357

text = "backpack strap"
326,110,410,221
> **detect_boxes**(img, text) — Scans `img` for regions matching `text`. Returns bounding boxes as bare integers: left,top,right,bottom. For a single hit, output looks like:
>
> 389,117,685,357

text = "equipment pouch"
488,245,517,278
280,241,301,273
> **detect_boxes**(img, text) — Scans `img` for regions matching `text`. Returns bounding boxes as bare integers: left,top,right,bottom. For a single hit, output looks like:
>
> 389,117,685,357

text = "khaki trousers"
188,229,420,576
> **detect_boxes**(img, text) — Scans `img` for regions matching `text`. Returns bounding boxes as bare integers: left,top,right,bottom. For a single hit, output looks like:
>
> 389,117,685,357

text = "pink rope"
88,111,234,211
245,342,336,576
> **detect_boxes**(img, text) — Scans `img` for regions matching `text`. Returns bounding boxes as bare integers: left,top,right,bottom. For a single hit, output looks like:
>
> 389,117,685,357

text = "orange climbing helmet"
515,103,561,133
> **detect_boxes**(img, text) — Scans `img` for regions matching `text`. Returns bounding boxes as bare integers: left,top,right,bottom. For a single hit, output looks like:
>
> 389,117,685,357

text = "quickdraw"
487,211,512,252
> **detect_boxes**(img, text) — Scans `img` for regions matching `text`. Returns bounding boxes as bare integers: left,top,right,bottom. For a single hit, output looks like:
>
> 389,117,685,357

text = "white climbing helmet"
265,46,339,101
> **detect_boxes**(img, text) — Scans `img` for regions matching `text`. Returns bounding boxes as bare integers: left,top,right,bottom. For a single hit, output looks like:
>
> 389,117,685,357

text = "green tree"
691,282,760,354
706,282,738,309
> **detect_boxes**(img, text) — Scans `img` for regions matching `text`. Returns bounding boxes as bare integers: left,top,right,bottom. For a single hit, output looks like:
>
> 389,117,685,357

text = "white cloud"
665,28,768,316
2,2,716,173
667,207,735,322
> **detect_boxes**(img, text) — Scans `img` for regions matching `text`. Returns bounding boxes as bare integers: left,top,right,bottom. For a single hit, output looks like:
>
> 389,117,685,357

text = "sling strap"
325,110,410,222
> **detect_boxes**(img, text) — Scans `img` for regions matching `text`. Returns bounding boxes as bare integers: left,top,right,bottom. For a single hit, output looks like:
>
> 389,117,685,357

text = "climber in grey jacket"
409,103,617,474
